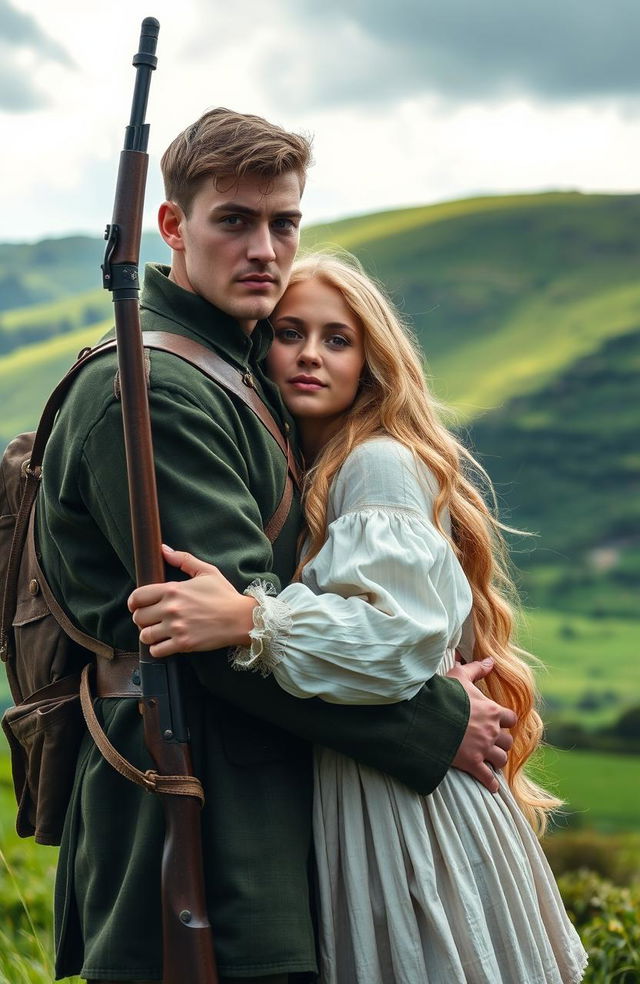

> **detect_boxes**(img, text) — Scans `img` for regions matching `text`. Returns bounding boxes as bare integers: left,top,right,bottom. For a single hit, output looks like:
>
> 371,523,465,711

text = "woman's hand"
127,544,257,658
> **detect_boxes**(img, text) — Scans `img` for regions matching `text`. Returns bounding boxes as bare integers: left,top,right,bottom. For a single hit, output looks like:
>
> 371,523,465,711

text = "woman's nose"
297,341,321,366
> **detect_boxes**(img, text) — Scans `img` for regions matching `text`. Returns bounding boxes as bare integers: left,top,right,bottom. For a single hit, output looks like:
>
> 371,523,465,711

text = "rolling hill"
1,192,638,617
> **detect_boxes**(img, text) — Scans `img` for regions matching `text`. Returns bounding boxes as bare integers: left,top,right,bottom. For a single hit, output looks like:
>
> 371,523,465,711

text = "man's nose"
247,224,276,263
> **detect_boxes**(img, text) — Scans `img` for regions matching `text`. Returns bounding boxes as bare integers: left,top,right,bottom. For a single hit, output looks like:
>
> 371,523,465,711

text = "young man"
37,108,515,984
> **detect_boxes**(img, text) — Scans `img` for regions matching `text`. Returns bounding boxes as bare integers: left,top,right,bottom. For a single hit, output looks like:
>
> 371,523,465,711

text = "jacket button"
28,579,40,596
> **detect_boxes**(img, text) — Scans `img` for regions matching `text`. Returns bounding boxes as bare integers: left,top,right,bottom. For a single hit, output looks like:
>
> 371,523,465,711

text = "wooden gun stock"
103,17,218,983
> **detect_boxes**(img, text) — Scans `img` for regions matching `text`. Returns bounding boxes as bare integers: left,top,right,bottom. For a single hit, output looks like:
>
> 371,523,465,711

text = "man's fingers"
494,729,514,752
484,745,509,771
450,657,494,685
499,707,518,729
472,762,500,794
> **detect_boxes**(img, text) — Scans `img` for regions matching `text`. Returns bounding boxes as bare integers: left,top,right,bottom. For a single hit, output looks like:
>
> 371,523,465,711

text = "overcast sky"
2,0,639,242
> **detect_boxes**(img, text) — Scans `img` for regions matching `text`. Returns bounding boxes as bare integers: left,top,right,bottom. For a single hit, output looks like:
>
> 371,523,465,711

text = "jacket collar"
140,263,273,367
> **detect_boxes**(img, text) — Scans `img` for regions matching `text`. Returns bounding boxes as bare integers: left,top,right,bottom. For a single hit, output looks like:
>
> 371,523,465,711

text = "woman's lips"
288,376,326,391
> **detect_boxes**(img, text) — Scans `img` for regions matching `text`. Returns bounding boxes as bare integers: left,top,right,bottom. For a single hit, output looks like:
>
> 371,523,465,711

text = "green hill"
0,288,111,356
0,192,638,616
0,231,167,311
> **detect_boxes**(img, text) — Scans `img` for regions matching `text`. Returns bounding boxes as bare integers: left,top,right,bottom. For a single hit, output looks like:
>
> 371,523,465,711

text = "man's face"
160,171,302,333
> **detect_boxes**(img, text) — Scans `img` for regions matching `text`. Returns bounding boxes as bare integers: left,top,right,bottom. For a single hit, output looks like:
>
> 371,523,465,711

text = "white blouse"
235,436,474,704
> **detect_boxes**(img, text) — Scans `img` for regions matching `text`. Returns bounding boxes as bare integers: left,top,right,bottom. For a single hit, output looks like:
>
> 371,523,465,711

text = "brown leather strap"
0,465,40,660
113,330,300,539
3,330,298,795
264,478,293,543
141,331,302,535
80,663,205,805
94,653,141,697
29,513,120,661
143,331,298,474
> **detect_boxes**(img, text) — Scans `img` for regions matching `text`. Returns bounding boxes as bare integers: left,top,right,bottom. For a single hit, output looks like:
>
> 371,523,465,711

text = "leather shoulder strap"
142,331,301,489
141,331,300,543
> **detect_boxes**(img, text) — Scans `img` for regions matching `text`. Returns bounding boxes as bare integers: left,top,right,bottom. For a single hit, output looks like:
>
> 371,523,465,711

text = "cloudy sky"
2,0,639,242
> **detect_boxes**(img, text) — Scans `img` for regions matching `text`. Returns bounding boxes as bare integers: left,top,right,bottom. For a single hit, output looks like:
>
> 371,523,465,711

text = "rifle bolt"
163,728,174,739
179,909,192,924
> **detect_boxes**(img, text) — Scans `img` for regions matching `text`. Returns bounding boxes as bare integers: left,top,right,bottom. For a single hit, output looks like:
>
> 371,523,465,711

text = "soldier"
37,108,515,984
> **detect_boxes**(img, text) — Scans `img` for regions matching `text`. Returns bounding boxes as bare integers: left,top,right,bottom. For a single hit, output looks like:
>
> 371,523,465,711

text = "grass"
0,321,109,446
533,746,640,833
522,609,639,729
301,190,616,253
434,279,640,422
0,735,637,981
0,288,110,335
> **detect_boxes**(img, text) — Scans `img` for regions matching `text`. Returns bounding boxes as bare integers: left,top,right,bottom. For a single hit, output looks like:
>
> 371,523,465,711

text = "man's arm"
80,377,508,795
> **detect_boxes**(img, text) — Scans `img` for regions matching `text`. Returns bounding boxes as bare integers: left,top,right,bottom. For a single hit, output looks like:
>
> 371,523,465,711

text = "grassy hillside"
0,288,111,356
469,326,640,613
0,231,166,311
0,323,109,443
0,192,638,619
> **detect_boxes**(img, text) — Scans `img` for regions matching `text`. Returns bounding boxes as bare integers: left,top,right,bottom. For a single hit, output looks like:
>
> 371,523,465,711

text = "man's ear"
158,200,185,251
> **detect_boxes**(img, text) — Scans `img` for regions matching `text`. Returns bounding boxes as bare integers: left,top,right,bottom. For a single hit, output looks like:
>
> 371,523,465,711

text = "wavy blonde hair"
286,251,559,834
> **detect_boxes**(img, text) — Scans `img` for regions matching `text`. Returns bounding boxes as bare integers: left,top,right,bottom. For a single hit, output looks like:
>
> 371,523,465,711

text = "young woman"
129,254,587,983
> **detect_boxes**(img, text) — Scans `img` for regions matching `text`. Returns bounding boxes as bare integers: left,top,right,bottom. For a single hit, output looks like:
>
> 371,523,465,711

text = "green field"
2,606,635,731
533,747,640,833
1,739,637,983
520,610,639,729
0,321,109,444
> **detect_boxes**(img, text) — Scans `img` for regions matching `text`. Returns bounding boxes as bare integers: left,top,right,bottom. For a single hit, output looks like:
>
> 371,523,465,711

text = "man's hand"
447,657,517,793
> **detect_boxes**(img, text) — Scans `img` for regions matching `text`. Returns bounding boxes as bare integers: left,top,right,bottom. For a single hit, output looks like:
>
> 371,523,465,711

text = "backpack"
0,332,299,845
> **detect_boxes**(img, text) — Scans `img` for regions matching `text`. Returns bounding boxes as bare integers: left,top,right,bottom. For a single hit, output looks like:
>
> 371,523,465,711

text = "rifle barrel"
103,19,218,983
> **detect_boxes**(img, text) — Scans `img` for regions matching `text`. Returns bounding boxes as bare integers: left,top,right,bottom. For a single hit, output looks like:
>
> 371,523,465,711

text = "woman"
129,254,587,983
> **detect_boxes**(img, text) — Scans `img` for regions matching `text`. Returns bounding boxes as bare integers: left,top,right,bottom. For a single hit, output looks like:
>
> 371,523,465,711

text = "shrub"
543,830,640,885
558,869,640,983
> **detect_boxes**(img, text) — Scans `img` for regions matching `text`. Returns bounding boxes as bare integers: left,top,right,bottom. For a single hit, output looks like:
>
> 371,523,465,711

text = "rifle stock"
102,18,218,983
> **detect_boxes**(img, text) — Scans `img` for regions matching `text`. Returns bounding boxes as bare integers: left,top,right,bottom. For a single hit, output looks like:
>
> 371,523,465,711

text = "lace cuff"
231,580,293,676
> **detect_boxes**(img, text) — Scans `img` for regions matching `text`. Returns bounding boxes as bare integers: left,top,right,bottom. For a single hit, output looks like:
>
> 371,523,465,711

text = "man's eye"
273,218,296,232
222,216,244,226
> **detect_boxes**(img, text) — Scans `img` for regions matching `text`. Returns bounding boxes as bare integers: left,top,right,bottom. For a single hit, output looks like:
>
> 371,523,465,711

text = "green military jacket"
37,263,469,980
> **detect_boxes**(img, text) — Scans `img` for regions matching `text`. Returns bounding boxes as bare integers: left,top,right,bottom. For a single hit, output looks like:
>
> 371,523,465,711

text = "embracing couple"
38,108,586,983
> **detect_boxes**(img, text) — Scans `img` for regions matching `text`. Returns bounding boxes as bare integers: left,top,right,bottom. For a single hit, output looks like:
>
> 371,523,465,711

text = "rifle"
101,18,218,983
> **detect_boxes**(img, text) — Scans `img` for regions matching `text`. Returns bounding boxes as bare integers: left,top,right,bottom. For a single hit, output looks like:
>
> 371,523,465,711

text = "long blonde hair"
288,251,559,833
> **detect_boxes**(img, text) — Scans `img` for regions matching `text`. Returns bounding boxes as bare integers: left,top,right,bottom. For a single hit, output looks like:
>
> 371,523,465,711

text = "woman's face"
267,277,366,426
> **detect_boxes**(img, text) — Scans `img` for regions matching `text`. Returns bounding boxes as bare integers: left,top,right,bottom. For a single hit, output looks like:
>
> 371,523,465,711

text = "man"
37,108,515,983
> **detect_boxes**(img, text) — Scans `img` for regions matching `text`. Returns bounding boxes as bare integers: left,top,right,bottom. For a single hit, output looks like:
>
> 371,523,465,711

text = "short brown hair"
161,107,313,213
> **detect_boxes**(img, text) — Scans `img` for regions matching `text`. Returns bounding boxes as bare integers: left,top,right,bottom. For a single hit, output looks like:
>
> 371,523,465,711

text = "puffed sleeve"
234,438,473,704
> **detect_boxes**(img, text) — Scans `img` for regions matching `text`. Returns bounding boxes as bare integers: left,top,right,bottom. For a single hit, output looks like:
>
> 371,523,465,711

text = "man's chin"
233,299,278,322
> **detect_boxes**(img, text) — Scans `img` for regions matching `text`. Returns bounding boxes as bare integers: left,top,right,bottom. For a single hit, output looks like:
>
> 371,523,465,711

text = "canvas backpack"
0,332,299,845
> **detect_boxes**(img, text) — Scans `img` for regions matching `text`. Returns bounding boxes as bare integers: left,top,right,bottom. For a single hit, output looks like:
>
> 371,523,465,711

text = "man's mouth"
238,274,276,288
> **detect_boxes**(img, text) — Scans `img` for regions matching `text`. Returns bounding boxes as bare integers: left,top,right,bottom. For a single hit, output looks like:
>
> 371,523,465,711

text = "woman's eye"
275,328,302,342
328,335,349,348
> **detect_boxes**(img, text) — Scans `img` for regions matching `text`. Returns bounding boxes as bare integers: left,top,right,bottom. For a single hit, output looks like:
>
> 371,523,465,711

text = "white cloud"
1,0,639,243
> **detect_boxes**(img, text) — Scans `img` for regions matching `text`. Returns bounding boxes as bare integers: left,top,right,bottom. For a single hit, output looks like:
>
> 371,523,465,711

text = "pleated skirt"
313,749,588,984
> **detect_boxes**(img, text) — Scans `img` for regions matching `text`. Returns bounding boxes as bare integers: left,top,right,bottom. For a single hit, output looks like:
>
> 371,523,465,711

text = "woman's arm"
130,439,472,704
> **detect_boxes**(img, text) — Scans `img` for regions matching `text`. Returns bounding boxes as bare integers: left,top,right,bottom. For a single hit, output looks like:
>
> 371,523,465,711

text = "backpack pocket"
1,675,84,846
